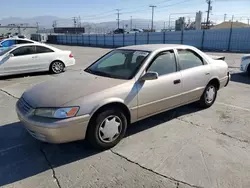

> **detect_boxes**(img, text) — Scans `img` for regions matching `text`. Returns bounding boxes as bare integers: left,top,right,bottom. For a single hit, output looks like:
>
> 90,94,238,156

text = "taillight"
69,53,73,58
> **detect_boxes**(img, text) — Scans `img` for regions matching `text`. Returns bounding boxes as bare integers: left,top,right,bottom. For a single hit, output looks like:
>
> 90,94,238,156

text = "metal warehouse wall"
53,27,250,53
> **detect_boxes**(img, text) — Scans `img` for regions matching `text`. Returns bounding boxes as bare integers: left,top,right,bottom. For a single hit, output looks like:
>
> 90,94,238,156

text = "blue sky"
1,0,250,23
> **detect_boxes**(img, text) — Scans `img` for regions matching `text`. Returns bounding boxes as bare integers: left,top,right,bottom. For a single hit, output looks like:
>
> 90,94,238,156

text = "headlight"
34,107,79,119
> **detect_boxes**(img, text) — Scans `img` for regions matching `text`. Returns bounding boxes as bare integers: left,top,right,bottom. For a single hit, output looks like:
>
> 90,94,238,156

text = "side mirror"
140,71,158,81
8,53,14,57
0,44,3,47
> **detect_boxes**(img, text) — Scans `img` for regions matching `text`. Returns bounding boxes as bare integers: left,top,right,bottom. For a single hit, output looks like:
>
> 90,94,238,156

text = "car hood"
23,71,127,108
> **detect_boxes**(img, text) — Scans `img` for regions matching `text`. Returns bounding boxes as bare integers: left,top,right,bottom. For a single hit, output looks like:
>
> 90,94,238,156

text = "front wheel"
247,65,250,76
199,84,217,108
50,61,65,74
87,108,127,150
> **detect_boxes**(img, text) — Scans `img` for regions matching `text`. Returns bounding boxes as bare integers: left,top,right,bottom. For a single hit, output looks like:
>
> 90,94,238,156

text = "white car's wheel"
50,61,65,74
199,83,218,108
87,107,127,150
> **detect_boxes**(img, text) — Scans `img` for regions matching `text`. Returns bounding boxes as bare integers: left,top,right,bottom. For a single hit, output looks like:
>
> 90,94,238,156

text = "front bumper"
16,103,90,144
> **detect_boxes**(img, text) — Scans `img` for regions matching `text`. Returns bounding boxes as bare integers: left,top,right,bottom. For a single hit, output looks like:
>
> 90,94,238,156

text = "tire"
87,108,127,150
50,61,65,74
247,65,250,76
199,83,217,108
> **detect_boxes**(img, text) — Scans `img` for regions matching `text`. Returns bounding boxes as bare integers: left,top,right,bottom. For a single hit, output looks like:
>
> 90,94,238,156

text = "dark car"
113,28,128,34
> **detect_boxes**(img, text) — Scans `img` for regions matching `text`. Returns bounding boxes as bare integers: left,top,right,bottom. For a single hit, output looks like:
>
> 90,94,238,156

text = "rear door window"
36,46,54,53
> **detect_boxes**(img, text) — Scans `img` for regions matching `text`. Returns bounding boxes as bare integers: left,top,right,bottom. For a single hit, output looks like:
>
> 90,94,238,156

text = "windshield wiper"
85,69,116,78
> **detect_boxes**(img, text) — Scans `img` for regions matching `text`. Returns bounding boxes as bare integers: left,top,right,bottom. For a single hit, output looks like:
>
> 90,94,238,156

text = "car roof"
1,38,34,42
11,43,60,51
118,44,191,52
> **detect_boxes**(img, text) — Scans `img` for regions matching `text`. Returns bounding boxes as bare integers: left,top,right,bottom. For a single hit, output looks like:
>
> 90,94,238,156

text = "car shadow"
0,103,202,186
230,72,250,85
0,71,51,80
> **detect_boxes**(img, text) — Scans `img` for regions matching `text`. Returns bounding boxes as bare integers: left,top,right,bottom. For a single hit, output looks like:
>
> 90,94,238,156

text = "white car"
128,28,143,34
0,43,75,76
240,54,250,75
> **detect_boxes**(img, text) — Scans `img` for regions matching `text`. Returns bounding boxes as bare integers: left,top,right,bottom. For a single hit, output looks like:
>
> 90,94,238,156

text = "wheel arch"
88,100,131,130
208,77,220,90
49,59,65,70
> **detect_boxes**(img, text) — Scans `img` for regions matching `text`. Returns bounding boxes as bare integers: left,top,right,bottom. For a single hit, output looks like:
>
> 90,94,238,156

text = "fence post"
147,32,149,44
66,35,68,45
96,34,98,47
201,29,205,50
88,34,90,46
181,30,184,44
82,35,84,46
104,34,106,47
71,35,73,45
163,32,166,44
228,23,233,52
113,34,115,48
123,33,125,46
135,33,137,45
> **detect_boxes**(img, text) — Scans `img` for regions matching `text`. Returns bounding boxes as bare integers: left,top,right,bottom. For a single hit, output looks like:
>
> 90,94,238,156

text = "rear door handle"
32,56,38,58
173,79,181,84
205,72,210,75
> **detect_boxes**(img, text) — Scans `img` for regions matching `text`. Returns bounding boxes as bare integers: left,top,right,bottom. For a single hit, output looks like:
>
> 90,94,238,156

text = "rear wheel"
87,108,127,150
199,83,217,108
50,61,64,74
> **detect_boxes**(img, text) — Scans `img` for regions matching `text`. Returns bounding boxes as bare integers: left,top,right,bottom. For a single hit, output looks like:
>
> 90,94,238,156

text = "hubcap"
52,62,63,73
205,86,215,103
98,115,122,143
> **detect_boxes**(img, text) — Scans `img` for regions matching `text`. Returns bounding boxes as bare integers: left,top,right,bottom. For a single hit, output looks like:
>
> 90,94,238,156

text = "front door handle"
32,56,38,58
205,72,210,75
173,79,181,84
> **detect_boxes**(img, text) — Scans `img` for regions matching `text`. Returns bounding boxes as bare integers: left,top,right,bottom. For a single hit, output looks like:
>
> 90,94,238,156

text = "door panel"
177,49,211,102
137,72,182,118
137,50,183,119
180,65,211,102
1,55,34,74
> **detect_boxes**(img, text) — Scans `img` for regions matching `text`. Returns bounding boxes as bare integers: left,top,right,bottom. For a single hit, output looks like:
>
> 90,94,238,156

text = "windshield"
0,46,15,56
85,50,149,80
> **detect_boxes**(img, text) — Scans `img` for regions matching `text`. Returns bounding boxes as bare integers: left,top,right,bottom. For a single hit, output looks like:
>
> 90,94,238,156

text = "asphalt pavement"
0,45,250,188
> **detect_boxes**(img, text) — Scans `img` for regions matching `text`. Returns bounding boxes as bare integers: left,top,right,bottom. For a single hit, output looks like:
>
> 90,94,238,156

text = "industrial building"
0,24,37,39
54,27,85,34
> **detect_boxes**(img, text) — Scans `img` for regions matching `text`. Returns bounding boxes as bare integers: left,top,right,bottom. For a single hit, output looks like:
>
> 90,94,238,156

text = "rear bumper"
220,72,230,88
65,58,75,67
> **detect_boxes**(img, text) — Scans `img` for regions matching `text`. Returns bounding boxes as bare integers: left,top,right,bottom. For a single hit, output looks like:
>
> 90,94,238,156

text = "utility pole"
73,17,78,33
224,14,227,22
36,22,39,33
52,20,57,28
130,16,133,30
206,0,212,27
78,16,81,27
149,5,156,31
164,22,166,30
116,9,121,29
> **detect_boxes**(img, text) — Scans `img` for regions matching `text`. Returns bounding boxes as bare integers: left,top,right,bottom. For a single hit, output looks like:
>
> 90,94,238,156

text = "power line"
149,5,157,31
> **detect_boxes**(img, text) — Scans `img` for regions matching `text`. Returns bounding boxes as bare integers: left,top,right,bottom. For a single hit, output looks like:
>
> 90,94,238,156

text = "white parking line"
216,102,250,112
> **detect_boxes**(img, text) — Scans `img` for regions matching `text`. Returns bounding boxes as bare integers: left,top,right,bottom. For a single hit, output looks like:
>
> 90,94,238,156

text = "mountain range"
0,16,169,31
